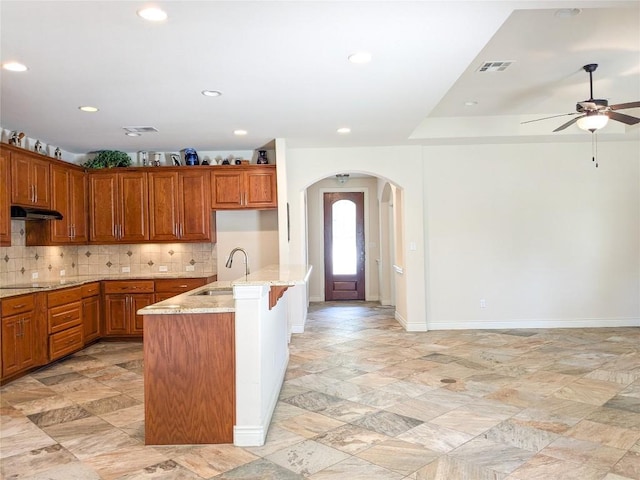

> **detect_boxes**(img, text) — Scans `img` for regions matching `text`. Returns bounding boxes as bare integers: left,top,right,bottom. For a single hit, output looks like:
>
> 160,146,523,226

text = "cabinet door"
0,149,10,246
82,295,101,344
148,171,180,241
104,294,129,335
1,313,36,377
10,152,33,205
69,169,88,243
89,174,119,243
131,294,154,334
31,158,50,207
179,170,211,241
119,172,149,242
50,165,72,243
245,169,277,208
211,170,243,209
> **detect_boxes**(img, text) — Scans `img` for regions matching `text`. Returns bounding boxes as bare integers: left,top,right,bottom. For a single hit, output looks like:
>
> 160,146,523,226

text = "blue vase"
183,148,199,166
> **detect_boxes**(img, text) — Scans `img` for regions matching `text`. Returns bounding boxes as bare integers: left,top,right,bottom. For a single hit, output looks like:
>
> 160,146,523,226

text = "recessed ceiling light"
79,106,99,113
348,52,372,64
555,8,581,18
234,129,248,136
464,101,478,106
137,7,168,22
2,62,28,72
125,132,141,137
337,127,351,134
202,90,222,97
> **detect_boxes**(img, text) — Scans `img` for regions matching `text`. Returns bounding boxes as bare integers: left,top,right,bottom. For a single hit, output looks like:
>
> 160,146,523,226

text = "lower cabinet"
82,282,101,344
154,278,207,302
1,294,40,378
103,280,155,336
47,287,83,361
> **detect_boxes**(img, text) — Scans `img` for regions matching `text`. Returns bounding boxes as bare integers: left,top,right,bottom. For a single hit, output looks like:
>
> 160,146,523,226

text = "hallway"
1,302,639,479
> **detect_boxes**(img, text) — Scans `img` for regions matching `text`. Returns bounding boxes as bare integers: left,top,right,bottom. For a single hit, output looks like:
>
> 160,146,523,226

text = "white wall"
284,145,426,330
423,141,640,329
215,210,279,281
306,176,381,302
282,139,639,331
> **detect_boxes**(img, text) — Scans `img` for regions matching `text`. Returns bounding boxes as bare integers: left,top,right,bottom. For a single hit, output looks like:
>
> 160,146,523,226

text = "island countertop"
138,264,312,315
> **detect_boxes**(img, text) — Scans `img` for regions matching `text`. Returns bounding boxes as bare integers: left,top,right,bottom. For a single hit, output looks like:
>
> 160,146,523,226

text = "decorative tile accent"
48,264,52,271
20,267,25,274
59,252,64,258
106,261,112,268
189,259,196,265
3,254,9,262
126,251,133,257
19,227,24,236
168,250,175,256
85,251,92,257
147,260,154,267
35,253,40,260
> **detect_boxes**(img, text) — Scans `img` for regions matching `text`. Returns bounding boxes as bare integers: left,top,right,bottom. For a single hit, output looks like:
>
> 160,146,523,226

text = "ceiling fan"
522,63,640,133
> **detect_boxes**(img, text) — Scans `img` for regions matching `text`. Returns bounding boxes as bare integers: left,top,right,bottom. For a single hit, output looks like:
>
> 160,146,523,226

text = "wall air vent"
123,126,159,133
478,61,514,72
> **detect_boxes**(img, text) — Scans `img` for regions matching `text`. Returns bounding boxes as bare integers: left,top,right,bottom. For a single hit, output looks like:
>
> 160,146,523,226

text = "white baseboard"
233,425,267,447
427,317,640,330
309,295,323,302
291,325,305,334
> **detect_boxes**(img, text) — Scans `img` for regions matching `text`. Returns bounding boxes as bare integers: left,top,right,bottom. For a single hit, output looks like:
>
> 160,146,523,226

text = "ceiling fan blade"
608,111,640,125
553,115,583,132
520,112,578,125
609,101,640,110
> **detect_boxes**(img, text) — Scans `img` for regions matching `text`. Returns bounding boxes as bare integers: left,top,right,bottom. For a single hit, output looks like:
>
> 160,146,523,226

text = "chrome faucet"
225,247,250,279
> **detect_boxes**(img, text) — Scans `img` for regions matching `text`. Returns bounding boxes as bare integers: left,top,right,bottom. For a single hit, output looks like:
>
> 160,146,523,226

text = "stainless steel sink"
191,289,233,296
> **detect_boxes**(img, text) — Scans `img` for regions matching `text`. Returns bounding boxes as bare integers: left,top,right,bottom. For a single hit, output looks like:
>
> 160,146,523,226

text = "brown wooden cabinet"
1,294,38,378
10,151,50,208
49,165,88,244
149,169,212,242
103,280,155,336
89,171,148,243
82,282,101,345
211,165,277,210
47,287,83,361
26,164,88,245
0,148,10,246
154,277,208,302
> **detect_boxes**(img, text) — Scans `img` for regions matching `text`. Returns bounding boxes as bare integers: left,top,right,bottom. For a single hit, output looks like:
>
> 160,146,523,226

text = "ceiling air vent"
122,126,159,133
478,61,514,72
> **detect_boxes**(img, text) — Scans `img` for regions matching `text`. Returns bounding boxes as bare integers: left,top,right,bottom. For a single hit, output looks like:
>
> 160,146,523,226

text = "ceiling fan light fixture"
137,7,168,22
577,113,609,132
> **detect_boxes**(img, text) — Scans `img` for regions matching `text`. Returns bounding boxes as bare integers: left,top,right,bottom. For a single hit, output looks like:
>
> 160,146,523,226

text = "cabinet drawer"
48,286,82,308
155,278,206,293
2,294,34,316
48,301,82,334
103,280,154,294
81,282,101,297
49,324,83,361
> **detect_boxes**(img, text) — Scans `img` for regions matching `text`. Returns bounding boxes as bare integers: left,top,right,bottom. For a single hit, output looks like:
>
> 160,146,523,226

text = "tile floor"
1,302,640,479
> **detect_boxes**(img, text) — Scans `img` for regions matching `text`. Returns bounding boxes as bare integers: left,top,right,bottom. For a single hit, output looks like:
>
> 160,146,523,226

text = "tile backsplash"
1,220,217,285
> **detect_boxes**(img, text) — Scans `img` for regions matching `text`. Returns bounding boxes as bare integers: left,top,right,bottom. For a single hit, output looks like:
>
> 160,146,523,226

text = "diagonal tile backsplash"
0,220,217,285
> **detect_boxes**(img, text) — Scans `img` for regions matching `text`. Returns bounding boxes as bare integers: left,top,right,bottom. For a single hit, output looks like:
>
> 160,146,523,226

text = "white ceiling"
1,0,639,154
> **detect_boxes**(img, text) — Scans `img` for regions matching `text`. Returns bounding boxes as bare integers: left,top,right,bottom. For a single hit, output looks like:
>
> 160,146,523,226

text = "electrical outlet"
121,266,131,273
159,265,168,272
480,299,487,309
32,272,39,280
185,265,195,272
59,269,66,276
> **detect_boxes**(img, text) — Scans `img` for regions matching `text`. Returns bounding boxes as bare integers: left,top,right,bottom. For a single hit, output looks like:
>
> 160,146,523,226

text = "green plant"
83,150,132,168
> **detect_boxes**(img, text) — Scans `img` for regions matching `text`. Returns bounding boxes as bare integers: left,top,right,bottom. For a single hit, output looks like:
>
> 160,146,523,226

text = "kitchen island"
138,265,312,447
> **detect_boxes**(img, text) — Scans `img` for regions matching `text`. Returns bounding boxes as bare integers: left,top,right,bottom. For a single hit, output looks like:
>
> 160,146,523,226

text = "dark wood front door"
324,192,365,301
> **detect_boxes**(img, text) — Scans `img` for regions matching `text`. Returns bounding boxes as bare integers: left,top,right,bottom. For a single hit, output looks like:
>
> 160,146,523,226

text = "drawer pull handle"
12,304,26,309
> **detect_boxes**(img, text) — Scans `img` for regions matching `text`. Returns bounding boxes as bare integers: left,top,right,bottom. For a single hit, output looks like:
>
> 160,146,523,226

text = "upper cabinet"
10,151,50,208
26,163,88,245
0,148,10,246
88,171,149,243
211,165,277,210
148,169,213,242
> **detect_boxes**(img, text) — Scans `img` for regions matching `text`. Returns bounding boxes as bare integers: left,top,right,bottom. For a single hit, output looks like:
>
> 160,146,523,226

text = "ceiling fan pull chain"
592,132,598,168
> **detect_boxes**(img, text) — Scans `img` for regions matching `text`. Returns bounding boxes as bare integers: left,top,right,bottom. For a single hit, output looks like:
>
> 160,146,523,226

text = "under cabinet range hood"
10,206,63,221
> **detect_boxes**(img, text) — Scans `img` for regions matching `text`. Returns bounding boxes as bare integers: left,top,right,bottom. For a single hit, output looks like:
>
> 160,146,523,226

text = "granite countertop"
0,273,216,299
138,264,312,315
